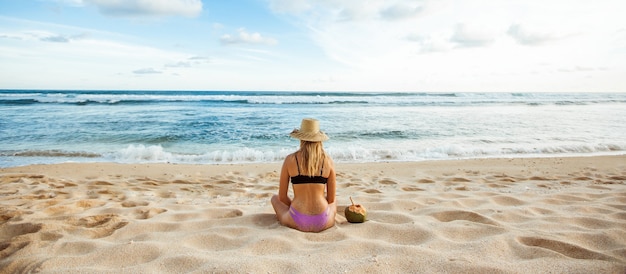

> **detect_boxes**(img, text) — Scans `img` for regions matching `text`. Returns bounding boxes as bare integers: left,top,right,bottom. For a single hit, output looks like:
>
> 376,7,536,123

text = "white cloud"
164,61,191,68
40,35,70,43
133,67,161,74
0,16,291,90
220,28,278,46
263,0,626,91
64,0,203,18
1,28,90,44
409,34,453,53
379,3,424,21
3,1,625,92
450,23,495,48
0,23,192,89
49,0,85,6
188,56,211,62
507,24,567,46
267,0,311,14
164,55,211,68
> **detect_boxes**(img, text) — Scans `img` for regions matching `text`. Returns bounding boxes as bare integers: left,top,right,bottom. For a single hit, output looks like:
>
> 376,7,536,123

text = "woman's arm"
326,157,336,204
278,155,292,206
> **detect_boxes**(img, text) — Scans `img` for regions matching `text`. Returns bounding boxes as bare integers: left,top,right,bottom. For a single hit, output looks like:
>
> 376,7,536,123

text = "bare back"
281,152,336,215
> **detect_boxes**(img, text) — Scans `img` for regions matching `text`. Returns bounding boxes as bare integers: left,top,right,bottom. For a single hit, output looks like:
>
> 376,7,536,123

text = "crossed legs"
271,195,336,232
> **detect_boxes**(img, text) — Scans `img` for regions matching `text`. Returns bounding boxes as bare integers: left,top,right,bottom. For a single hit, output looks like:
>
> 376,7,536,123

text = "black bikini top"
291,156,328,185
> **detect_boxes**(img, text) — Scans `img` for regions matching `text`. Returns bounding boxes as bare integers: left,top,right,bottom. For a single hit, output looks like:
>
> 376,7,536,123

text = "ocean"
1,90,625,167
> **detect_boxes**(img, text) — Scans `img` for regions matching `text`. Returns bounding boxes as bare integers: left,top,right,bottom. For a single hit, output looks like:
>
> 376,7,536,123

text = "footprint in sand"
364,189,382,194
66,214,129,239
215,180,236,185
121,201,150,207
0,241,30,260
261,185,278,191
429,210,499,226
342,182,362,188
209,209,243,219
92,181,114,186
487,183,508,188
594,179,622,185
247,192,273,199
55,241,99,256
516,236,618,262
490,195,526,206
0,222,45,259
587,185,612,190
134,208,168,220
608,175,626,181
0,222,43,240
401,186,424,192
448,177,471,182
378,179,397,185
0,209,30,225
142,181,160,186
75,199,106,209
173,179,194,184
250,213,278,228
158,191,177,198
0,188,19,196
528,176,554,181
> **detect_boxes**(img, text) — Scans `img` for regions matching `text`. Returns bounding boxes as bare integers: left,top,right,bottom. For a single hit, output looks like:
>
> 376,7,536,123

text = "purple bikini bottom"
289,206,330,232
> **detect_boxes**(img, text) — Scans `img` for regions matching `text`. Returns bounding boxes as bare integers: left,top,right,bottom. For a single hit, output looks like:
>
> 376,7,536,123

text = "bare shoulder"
285,152,297,163
324,154,335,170
326,154,335,164
282,153,298,174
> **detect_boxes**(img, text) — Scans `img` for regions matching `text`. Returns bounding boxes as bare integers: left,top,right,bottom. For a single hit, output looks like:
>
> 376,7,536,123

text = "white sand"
1,156,625,273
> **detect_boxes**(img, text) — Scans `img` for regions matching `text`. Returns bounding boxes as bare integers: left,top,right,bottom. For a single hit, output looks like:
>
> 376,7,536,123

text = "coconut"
344,197,367,223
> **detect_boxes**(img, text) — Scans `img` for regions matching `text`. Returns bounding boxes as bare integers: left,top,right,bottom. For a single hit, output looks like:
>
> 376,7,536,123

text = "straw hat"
290,118,329,142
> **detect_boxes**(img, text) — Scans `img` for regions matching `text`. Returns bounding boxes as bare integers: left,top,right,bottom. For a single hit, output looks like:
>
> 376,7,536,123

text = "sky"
0,0,625,92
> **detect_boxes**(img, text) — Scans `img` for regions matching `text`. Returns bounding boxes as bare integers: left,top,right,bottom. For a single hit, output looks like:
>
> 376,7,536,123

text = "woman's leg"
271,195,336,232
271,195,297,228
322,202,337,231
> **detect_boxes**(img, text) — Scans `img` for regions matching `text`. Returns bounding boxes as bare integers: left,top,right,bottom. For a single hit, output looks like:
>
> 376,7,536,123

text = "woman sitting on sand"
271,118,337,232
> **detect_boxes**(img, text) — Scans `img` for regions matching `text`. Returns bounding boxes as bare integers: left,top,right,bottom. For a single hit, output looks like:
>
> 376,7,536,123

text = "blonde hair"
298,140,326,176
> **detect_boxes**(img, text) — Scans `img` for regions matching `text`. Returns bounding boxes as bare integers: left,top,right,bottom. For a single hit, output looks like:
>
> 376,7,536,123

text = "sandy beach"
1,155,625,273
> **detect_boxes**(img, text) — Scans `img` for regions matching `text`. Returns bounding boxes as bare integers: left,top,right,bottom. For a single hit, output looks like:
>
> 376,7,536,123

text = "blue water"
1,90,625,167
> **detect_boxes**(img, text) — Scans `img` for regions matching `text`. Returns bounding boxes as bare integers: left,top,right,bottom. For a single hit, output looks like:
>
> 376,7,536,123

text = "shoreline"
3,151,625,167
2,154,625,180
1,155,625,272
